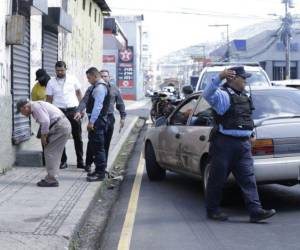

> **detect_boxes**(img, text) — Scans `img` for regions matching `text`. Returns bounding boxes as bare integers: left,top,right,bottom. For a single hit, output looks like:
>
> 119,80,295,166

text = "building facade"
114,15,144,100
210,21,300,81
0,0,110,172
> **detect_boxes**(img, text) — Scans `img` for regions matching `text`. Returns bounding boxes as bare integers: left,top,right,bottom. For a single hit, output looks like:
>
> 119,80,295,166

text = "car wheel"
202,162,211,196
145,142,166,181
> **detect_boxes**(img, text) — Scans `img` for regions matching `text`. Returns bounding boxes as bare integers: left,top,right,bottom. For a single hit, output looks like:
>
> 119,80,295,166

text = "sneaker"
37,179,59,187
207,211,228,221
86,173,105,182
59,162,68,169
250,209,276,223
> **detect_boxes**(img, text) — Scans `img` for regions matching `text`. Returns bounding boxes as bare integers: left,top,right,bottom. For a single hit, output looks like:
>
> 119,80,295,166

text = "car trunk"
254,118,300,157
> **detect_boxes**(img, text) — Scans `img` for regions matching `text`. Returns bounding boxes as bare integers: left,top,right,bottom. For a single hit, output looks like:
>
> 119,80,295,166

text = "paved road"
100,125,300,250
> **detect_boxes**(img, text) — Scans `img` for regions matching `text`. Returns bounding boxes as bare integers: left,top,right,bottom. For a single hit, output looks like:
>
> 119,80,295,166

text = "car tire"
202,161,211,196
145,142,166,181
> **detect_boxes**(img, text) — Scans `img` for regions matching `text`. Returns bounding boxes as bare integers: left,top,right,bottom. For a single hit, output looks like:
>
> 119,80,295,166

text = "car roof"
272,79,300,86
204,65,262,73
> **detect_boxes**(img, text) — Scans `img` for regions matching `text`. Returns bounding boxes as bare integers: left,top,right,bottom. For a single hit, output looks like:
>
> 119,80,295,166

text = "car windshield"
252,89,300,120
199,71,270,90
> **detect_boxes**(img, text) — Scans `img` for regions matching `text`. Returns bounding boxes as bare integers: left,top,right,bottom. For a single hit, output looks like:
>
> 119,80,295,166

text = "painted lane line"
118,153,145,250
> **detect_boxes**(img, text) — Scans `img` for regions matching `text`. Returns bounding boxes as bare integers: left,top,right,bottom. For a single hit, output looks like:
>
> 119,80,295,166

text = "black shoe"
77,163,85,169
85,165,92,173
59,162,68,169
207,211,228,221
86,173,105,182
87,171,97,177
250,209,276,223
37,179,59,187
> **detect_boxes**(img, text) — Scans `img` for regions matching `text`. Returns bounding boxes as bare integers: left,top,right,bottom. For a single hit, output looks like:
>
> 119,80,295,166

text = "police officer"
83,67,110,182
203,66,276,222
74,69,126,173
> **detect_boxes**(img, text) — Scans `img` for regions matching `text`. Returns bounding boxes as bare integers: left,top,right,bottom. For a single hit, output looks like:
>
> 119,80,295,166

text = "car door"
179,96,213,174
157,95,199,170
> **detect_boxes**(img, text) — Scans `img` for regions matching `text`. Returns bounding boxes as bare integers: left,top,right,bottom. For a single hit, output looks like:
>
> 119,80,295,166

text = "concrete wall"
61,0,104,90
0,0,15,171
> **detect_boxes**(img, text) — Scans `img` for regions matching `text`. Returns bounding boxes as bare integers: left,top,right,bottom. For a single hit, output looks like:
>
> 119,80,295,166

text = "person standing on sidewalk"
46,61,84,170
74,69,126,173
203,66,276,223
16,99,71,187
84,67,110,182
32,68,51,166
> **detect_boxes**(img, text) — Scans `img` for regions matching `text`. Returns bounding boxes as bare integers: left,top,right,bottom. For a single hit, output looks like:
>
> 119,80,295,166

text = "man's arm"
115,88,126,119
46,95,53,103
76,89,83,102
203,70,235,115
76,86,92,112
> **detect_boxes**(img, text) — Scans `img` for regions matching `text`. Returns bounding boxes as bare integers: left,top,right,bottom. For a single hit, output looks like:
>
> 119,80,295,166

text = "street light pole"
282,0,294,79
209,24,230,61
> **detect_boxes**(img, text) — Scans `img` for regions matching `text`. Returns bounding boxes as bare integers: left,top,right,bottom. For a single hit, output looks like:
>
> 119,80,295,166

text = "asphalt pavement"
100,124,300,250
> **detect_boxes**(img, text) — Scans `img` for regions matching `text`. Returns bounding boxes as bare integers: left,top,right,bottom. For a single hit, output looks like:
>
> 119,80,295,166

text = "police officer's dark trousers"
105,114,115,159
88,117,107,176
206,132,262,214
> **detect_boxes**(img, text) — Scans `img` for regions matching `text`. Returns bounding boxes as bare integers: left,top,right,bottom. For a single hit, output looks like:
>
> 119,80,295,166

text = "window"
82,0,86,10
89,2,92,16
170,97,198,126
190,97,214,126
95,9,97,22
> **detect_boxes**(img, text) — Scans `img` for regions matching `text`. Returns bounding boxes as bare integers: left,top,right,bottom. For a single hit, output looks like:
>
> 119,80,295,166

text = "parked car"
195,62,271,91
144,86,300,193
272,79,300,90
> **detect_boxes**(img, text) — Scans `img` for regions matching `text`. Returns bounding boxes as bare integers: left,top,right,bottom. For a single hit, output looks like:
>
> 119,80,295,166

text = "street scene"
1,0,300,249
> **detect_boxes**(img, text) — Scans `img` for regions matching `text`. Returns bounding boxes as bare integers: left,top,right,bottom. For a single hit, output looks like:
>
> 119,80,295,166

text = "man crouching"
16,99,71,187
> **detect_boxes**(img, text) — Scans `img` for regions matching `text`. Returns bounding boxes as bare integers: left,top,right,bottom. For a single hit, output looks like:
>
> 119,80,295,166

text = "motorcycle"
149,91,179,123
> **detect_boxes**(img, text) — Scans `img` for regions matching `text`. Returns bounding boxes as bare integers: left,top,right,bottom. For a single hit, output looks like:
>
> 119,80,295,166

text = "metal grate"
12,17,31,145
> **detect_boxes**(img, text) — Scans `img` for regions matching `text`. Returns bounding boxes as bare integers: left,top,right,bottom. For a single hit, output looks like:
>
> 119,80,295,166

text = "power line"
111,7,272,20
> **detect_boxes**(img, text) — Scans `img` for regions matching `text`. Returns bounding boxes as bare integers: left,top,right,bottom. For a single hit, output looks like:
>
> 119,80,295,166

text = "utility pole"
209,24,230,61
282,0,294,79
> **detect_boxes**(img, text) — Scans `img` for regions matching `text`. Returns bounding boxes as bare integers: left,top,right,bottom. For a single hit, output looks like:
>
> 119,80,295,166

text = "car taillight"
252,139,274,156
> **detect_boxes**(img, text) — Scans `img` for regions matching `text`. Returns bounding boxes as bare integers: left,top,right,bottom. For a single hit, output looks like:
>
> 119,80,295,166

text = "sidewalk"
0,114,139,250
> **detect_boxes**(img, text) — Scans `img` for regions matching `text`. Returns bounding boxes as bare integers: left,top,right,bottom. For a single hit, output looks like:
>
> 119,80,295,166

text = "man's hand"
74,112,81,121
41,134,48,146
119,119,125,133
87,122,94,132
219,69,236,81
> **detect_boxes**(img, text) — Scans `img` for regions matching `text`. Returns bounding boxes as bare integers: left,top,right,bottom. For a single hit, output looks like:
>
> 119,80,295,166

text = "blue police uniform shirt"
90,81,107,124
203,75,253,137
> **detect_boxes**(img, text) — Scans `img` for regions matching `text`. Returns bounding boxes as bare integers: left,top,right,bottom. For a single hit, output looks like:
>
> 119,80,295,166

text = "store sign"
118,46,134,88
103,55,115,63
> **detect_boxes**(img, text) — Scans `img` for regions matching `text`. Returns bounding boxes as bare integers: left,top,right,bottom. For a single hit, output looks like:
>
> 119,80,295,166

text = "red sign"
119,47,133,63
103,55,115,63
118,80,134,88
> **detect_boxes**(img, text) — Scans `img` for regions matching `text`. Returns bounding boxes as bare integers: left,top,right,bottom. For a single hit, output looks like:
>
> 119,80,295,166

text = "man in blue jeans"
84,67,110,182
203,66,276,223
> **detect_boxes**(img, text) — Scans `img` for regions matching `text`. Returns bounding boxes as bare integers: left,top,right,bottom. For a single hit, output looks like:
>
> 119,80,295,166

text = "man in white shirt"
46,61,84,169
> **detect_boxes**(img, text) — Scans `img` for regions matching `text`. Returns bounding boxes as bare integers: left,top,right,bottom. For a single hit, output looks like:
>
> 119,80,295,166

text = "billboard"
118,46,134,88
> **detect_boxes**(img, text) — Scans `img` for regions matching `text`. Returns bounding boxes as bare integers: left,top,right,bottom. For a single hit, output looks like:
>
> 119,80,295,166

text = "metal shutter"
12,17,31,145
42,30,58,77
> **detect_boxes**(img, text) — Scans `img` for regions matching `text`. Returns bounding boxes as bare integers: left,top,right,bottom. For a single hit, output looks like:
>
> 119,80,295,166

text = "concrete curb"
68,116,140,249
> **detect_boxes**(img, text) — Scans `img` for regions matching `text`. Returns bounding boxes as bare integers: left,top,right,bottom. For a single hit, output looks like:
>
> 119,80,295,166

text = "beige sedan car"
144,87,300,192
